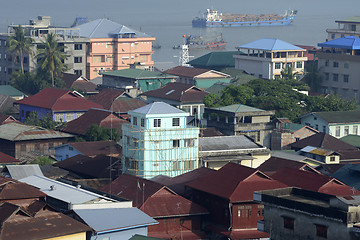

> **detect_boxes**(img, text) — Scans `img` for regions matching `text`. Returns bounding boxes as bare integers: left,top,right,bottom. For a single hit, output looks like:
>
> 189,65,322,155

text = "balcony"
326,28,360,35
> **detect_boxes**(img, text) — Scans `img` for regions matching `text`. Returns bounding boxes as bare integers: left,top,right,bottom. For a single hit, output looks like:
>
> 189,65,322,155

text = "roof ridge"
91,19,105,38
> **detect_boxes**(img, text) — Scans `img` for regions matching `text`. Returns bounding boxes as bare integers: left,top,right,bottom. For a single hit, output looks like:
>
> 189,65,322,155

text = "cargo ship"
192,9,297,28
173,34,227,50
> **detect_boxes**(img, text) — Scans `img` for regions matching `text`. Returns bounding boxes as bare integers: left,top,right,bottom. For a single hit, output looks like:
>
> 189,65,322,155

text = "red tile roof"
186,162,287,202
0,152,21,164
0,201,92,239
100,174,208,217
68,140,121,157
141,82,209,103
63,108,128,136
16,88,102,111
257,157,320,176
166,66,210,78
54,154,121,179
271,168,360,196
89,89,146,113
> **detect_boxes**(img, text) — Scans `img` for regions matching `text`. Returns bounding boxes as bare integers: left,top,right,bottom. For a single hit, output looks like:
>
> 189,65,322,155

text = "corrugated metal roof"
0,85,25,97
77,18,151,38
309,111,360,124
6,164,44,180
19,175,116,205
0,122,74,141
74,207,157,233
102,68,175,79
201,135,263,151
131,102,188,115
211,104,266,113
189,51,237,68
237,38,304,51
318,36,360,50
336,16,360,23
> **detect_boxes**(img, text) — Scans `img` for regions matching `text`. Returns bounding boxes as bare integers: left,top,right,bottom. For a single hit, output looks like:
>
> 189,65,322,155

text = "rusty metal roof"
0,122,74,141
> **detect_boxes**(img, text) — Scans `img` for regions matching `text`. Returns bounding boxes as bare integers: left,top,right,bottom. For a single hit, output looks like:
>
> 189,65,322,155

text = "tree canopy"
82,124,121,142
204,78,358,122
24,112,66,130
7,25,34,73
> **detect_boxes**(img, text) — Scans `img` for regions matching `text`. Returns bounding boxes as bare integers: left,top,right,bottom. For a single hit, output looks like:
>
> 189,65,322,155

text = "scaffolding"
123,118,201,179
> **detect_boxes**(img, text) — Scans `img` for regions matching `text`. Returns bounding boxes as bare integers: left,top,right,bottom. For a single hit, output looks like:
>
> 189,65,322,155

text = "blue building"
122,102,199,178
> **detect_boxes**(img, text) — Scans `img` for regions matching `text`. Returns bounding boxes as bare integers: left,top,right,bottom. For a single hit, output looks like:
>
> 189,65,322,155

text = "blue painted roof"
237,38,303,51
318,36,360,50
77,18,151,38
132,102,187,115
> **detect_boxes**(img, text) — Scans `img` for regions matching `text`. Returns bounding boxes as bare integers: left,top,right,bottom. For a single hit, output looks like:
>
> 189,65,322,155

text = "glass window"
154,119,161,127
185,139,195,147
323,126,326,133
333,74,338,82
172,118,180,126
74,57,82,63
344,126,349,136
55,113,63,122
344,75,349,83
133,116,137,126
325,60,329,67
333,61,339,68
315,224,327,238
275,62,281,69
74,44,82,50
344,62,349,69
141,118,145,127
353,126,358,135
173,139,180,148
335,126,340,137
296,61,302,68
66,113,75,121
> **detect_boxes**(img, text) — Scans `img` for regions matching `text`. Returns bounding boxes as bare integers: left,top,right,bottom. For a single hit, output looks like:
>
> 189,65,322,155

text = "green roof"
336,16,360,23
194,78,231,89
102,68,176,79
129,234,165,240
0,86,25,97
212,104,265,113
205,82,230,96
221,68,258,85
290,123,306,133
188,51,237,68
312,111,360,124
340,135,360,148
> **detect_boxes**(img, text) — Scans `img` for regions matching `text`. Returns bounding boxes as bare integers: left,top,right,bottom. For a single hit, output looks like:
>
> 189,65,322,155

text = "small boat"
173,34,227,50
192,9,297,28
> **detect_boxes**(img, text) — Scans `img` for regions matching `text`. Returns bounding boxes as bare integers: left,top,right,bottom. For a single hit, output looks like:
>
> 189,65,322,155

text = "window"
74,57,82,63
335,126,340,137
323,126,326,133
172,118,180,126
331,34,335,39
344,126,349,136
185,139,195,147
315,124,318,130
333,74,338,82
315,224,327,238
283,217,294,230
185,160,194,170
344,62,349,69
173,139,180,148
154,119,161,127
353,126,358,135
66,113,75,121
296,61,302,68
74,70,82,75
74,44,82,50
141,118,145,127
55,113,63,122
333,61,339,68
325,60,329,67
344,75,349,83
133,116,137,125
330,156,336,162
275,62,281,69
20,144,26,152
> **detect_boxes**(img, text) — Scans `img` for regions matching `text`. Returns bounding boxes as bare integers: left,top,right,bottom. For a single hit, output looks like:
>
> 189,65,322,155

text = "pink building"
77,19,155,80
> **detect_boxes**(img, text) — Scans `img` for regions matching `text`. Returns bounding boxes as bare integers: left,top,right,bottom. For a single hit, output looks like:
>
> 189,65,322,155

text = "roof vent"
50,185,56,191
76,184,81,189
166,90,175,95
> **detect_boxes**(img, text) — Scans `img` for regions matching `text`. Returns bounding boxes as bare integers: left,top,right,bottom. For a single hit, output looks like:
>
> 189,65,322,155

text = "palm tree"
7,25,34,73
36,32,67,87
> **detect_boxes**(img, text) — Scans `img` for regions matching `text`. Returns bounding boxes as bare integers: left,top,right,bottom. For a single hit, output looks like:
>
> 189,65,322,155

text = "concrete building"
200,135,271,169
234,38,307,79
327,16,360,41
296,146,341,164
0,16,89,84
76,18,155,80
122,102,200,179
300,110,360,138
255,187,360,240
317,36,360,101
205,104,275,148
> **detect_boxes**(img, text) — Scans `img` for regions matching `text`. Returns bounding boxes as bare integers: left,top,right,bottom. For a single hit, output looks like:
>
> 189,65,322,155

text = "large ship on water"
192,9,297,27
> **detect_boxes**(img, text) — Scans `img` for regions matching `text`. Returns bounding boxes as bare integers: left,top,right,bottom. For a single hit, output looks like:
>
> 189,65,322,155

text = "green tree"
36,33,67,87
280,65,297,80
220,85,254,106
32,156,54,166
84,124,121,142
24,112,66,130
204,93,221,107
305,61,322,92
7,25,34,73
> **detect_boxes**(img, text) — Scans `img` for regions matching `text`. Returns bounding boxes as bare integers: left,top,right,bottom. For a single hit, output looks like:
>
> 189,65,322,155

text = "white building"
234,38,307,79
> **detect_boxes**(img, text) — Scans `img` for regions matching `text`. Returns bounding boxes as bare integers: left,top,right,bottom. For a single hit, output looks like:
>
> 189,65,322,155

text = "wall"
232,203,264,229
45,232,87,240
149,216,202,236
91,227,148,240
54,144,82,161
